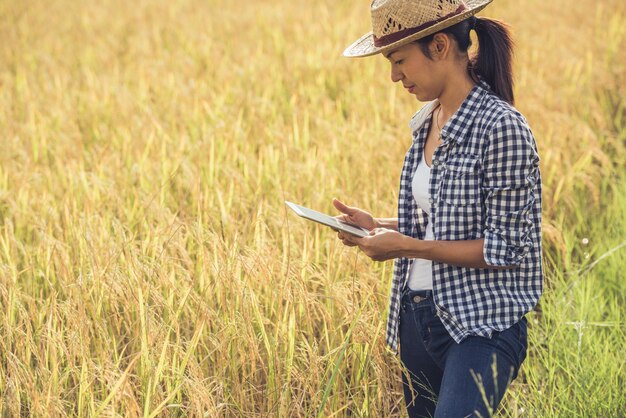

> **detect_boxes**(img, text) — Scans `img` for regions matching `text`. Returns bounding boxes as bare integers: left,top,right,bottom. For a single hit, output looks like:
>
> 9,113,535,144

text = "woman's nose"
390,67,403,83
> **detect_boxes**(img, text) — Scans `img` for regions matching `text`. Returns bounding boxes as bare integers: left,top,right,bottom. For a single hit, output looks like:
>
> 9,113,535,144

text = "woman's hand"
332,199,378,247
337,227,408,262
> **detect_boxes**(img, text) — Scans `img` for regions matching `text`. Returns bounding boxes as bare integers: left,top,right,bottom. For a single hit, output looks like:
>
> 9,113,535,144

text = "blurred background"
0,0,624,416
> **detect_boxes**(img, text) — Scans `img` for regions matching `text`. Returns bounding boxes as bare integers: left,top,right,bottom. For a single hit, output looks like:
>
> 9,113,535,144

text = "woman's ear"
430,33,450,60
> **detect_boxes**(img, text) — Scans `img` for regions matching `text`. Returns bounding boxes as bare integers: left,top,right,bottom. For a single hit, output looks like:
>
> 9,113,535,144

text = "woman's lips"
405,85,415,93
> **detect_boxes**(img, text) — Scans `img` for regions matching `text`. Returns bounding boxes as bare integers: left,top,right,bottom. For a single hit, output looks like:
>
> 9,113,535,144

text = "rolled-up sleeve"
482,112,540,267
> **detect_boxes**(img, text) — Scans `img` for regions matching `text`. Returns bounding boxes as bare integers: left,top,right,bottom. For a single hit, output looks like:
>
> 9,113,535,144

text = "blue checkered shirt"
387,81,543,353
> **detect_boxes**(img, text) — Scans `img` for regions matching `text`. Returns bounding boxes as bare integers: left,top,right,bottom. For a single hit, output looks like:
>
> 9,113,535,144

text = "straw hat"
344,0,493,58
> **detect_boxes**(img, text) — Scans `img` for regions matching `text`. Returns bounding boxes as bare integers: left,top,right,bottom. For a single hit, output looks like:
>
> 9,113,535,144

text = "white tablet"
285,201,370,238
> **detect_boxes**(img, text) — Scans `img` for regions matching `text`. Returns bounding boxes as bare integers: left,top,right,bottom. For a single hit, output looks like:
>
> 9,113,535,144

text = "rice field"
0,0,625,416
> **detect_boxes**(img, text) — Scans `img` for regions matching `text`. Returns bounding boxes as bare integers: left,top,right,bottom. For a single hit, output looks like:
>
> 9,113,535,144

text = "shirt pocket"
439,154,481,206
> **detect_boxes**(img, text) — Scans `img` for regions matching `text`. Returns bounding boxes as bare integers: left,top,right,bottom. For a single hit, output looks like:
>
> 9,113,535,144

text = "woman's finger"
337,231,356,246
333,198,357,216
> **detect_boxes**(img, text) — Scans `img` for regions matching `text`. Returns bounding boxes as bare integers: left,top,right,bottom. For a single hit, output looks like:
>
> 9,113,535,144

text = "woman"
334,0,543,416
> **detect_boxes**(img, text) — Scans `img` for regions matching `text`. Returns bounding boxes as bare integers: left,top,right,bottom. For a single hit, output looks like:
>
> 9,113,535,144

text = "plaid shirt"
387,81,543,352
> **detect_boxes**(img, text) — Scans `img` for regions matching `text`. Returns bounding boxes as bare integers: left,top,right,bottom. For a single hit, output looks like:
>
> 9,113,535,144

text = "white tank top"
407,152,434,290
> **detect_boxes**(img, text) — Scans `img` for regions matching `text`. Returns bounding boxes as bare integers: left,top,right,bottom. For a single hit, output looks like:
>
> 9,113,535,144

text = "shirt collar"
410,100,439,143
439,79,490,145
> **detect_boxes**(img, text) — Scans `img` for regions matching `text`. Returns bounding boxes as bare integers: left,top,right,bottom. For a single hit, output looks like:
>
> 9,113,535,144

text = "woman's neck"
437,69,476,124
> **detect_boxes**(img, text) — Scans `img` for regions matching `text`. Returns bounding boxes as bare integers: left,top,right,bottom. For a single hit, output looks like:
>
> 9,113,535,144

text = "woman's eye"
395,59,403,65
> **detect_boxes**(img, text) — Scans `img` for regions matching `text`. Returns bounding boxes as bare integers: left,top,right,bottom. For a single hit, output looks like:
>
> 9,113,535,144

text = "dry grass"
0,0,624,416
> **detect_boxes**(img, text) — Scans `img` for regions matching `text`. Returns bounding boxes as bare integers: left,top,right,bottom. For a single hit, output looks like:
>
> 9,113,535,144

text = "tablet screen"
285,201,369,238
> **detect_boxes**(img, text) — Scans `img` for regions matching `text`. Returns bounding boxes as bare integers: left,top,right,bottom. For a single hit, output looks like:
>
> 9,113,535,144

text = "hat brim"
343,0,493,58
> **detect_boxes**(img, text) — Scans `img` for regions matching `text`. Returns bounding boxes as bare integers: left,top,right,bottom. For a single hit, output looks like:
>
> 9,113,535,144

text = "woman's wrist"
399,235,427,258
374,217,399,231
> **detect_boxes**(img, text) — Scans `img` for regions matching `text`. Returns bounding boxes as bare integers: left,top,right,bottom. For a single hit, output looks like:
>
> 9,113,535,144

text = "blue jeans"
399,288,528,418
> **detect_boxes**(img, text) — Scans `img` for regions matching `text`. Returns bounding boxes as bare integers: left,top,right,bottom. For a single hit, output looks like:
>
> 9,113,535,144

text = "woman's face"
385,42,442,102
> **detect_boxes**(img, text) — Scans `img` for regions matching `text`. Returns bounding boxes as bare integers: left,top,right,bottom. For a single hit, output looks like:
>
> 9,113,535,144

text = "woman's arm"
338,228,513,269
398,236,512,269
480,112,541,267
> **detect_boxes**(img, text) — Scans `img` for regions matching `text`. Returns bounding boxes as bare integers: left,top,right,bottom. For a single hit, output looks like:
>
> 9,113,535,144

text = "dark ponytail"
416,16,515,105
471,17,515,105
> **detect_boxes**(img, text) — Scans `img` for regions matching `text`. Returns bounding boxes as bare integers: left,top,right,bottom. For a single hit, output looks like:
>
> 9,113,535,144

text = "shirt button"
429,198,435,204
432,159,439,166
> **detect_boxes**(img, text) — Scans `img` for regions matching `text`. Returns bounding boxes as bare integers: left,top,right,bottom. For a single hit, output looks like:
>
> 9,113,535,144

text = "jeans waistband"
401,287,433,302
